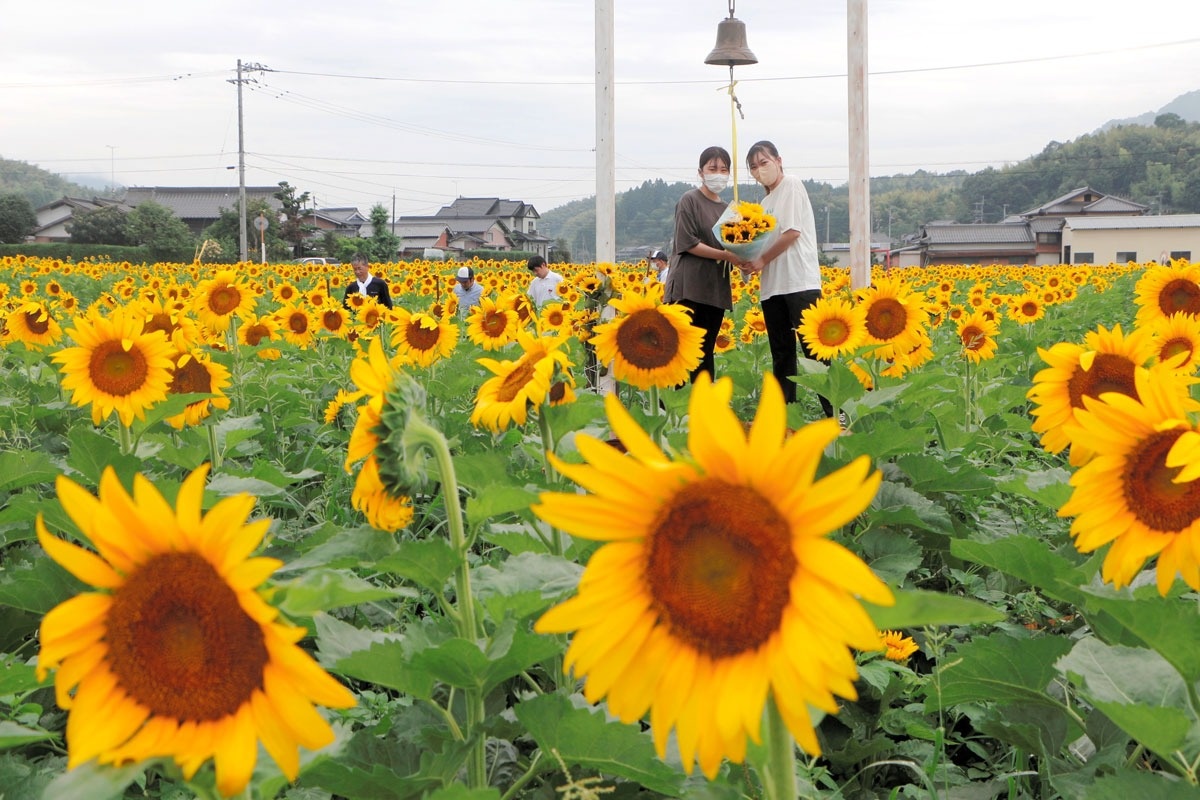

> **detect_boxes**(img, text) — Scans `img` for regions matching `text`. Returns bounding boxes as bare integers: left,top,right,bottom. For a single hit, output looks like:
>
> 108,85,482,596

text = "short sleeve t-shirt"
757,174,821,301
663,188,733,310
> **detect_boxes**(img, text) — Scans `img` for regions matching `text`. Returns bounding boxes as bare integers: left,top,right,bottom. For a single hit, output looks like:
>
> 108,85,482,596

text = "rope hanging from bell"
704,0,757,205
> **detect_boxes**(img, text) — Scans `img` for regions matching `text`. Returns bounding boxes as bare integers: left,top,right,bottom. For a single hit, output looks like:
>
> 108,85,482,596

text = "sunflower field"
2,252,1200,800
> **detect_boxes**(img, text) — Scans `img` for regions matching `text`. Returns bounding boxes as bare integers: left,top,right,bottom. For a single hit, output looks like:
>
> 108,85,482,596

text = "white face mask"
702,173,729,193
754,161,782,188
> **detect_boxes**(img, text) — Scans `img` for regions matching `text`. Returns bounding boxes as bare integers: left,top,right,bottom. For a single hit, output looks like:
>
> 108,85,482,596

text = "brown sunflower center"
23,310,50,335
142,312,176,337
406,319,441,351
170,358,213,395
105,552,268,722
89,340,150,397
615,309,679,370
208,286,241,316
960,325,986,350
481,310,509,338
864,297,907,341
1160,337,1194,366
287,313,309,334
1123,428,1200,532
496,356,540,403
322,311,345,332
1159,279,1200,317
243,324,268,346
1067,352,1138,409
645,479,795,658
1020,301,1039,318
818,317,850,346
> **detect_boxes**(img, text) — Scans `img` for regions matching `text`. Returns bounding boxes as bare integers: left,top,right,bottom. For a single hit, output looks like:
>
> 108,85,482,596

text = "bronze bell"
704,16,757,67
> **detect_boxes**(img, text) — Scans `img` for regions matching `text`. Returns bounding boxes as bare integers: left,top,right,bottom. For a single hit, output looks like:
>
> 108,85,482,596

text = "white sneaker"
837,412,851,435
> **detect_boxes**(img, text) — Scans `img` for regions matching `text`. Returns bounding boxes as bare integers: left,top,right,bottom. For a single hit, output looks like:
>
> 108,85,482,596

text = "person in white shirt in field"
526,255,563,307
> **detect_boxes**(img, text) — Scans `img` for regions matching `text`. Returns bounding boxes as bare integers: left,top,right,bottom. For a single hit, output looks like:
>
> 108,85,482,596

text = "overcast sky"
2,1,1197,218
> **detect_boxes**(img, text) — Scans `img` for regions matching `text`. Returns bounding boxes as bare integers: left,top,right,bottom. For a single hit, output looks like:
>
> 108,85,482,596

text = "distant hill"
0,157,101,208
1096,89,1200,132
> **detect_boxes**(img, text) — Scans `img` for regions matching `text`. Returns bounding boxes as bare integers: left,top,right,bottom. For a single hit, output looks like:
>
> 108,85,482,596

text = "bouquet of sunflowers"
712,200,776,261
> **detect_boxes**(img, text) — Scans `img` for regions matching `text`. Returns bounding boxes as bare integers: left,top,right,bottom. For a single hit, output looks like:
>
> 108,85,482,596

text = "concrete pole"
237,59,249,264
847,0,871,289
594,0,616,264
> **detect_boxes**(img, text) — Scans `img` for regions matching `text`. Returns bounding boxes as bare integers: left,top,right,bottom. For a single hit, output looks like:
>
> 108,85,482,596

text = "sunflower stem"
536,403,558,485
760,696,798,800
117,422,133,455
648,384,663,447
415,415,488,788
206,422,223,471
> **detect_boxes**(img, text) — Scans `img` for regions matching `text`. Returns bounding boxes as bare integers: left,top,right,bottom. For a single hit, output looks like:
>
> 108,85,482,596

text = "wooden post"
847,0,871,289
595,0,616,265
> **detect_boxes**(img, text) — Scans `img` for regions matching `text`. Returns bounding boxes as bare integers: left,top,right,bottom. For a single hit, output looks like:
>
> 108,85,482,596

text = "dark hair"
746,140,781,168
526,255,547,271
697,146,731,171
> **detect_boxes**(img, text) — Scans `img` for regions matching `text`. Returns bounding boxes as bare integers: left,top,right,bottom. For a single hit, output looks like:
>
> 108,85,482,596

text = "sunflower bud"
374,372,435,496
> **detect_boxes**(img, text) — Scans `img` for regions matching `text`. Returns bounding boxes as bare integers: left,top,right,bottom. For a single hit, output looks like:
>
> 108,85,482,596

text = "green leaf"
453,452,513,491
425,786,501,800
214,413,264,452
893,453,995,494
409,621,560,695
335,639,436,700
472,552,582,603
275,525,400,574
64,426,142,486
277,569,416,615
0,655,48,696
1084,771,1200,800
858,529,923,585
865,588,1003,629
868,481,956,536
1058,637,1197,758
1000,466,1073,509
926,633,1073,711
792,357,866,410
0,554,84,615
42,759,147,800
514,693,684,795
0,721,56,749
950,536,1092,605
465,486,539,528
376,539,460,594
205,473,287,498
0,450,57,494
302,724,473,800
1080,586,1200,683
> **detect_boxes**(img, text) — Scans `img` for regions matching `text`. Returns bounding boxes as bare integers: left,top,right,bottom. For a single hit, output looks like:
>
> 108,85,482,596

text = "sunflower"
53,308,176,427
1135,261,1200,327
471,331,572,432
35,465,355,797
538,302,573,337
390,307,458,367
274,304,317,349
351,453,416,532
955,309,1000,363
1027,324,1157,462
237,314,281,348
879,630,919,663
466,297,520,351
317,305,351,339
1058,369,1200,594
857,274,929,360
590,295,703,390
1147,312,1200,373
1007,293,1045,325
4,300,63,349
534,374,891,778
798,296,867,360
164,350,232,429
194,270,255,333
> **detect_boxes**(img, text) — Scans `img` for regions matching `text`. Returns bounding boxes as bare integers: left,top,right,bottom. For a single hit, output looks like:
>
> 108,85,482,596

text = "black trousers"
761,289,833,416
678,299,725,383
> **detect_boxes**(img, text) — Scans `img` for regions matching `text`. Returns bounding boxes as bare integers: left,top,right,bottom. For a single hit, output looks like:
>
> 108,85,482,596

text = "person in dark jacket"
343,253,392,309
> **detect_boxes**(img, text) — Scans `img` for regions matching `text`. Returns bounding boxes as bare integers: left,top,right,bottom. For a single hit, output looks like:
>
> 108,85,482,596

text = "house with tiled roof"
910,187,1151,266
1062,214,1200,264
31,196,130,242
122,186,283,236
420,196,551,258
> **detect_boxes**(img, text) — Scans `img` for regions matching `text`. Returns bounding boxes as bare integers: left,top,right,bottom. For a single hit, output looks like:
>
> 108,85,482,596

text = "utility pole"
847,0,871,289
228,60,270,263
595,0,615,264
392,192,396,236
